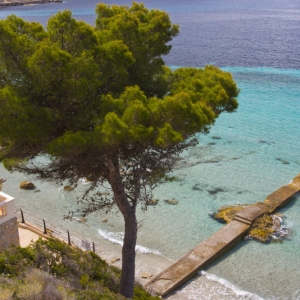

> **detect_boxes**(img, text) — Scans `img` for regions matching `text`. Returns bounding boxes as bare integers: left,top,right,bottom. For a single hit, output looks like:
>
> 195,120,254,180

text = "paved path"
18,227,40,247
146,174,300,296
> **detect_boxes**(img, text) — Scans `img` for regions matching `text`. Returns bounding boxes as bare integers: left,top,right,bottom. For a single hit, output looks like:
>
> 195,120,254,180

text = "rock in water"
164,199,179,205
20,181,35,190
64,186,74,192
146,199,159,206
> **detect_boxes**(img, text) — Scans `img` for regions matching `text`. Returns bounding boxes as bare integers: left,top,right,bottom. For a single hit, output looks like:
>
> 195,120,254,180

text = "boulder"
20,181,35,190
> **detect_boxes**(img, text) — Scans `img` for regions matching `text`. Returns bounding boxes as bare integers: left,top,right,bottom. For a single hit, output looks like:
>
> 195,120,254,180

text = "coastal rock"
164,199,179,205
213,204,248,224
20,181,35,190
64,186,74,192
110,257,120,264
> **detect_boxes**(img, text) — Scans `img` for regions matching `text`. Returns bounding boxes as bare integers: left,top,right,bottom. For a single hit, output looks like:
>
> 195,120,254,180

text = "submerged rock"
208,187,226,196
146,199,159,206
275,157,290,165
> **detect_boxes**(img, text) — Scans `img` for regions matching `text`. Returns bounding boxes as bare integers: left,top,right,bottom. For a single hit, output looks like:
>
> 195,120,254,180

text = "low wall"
0,217,20,250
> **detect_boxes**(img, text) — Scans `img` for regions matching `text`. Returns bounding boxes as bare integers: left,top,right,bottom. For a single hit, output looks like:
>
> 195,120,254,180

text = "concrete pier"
146,174,300,297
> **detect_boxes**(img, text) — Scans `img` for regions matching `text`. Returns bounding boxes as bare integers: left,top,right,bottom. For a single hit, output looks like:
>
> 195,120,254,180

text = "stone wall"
0,217,20,251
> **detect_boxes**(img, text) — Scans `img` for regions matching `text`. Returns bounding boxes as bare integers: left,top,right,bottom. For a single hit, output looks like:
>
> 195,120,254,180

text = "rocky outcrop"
0,0,62,6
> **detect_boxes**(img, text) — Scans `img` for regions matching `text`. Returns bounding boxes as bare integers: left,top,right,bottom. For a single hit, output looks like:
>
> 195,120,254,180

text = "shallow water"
1,1,300,299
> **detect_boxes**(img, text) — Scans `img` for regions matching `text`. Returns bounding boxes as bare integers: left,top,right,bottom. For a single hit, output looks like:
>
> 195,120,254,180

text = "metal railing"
16,208,97,253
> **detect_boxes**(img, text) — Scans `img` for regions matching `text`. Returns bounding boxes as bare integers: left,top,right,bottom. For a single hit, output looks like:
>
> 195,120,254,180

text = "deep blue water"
1,1,300,299
1,0,300,68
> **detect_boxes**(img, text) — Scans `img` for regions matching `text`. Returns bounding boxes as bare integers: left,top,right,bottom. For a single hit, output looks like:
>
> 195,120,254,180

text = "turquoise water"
1,67,299,299
1,1,300,298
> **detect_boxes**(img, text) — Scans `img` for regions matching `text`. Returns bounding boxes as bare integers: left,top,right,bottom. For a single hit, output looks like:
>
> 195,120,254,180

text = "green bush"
0,238,160,299
133,286,161,300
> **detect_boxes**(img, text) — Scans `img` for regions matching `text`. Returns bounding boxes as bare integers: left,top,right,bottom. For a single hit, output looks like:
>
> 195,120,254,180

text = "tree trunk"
106,155,137,298
120,211,137,298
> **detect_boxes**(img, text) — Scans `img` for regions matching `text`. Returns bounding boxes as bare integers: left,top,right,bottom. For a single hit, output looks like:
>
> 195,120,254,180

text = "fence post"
93,242,95,253
20,209,25,223
43,219,47,234
67,230,71,245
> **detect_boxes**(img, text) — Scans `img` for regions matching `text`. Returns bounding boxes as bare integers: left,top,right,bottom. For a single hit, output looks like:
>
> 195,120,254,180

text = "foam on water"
200,271,264,300
98,229,161,255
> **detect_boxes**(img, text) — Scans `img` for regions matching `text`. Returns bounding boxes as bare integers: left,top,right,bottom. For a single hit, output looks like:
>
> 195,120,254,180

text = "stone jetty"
146,174,300,296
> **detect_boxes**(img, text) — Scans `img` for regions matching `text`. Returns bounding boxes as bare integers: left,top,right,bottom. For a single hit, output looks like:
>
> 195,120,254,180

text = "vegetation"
213,205,286,242
214,204,248,223
0,238,160,300
0,3,239,297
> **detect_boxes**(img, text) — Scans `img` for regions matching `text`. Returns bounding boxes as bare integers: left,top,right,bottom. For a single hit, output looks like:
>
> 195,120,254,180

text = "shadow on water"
278,193,300,211
204,238,251,272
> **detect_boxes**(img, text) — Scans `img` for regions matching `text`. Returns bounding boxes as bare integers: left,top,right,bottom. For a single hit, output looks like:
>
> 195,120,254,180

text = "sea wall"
0,0,62,7
0,217,20,250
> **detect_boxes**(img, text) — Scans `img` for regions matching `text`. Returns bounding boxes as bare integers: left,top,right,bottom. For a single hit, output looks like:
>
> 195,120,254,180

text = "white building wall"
0,191,15,225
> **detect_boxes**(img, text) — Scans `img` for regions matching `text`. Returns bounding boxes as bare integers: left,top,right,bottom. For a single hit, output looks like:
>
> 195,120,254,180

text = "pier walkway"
146,174,300,296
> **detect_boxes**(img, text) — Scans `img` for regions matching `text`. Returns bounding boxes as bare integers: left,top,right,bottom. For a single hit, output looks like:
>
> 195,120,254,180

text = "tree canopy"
0,3,239,298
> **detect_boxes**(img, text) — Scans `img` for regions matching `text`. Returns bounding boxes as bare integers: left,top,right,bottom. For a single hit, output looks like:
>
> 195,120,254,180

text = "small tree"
0,3,239,298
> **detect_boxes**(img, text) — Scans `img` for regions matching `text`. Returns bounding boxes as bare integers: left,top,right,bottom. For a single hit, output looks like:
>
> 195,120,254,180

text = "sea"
0,1,300,299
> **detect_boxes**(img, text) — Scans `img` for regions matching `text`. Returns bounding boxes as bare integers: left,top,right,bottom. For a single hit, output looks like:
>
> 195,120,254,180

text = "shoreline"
0,0,62,7
15,212,260,299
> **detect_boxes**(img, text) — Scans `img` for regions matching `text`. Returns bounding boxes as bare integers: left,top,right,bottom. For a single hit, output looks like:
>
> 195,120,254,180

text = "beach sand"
93,240,259,300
